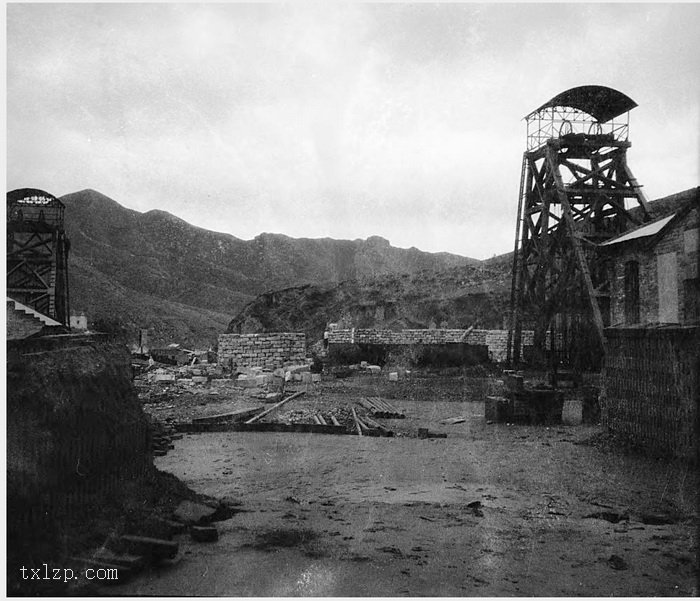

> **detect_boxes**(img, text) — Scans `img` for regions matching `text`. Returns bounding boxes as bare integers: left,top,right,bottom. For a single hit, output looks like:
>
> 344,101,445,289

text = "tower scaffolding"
507,86,650,370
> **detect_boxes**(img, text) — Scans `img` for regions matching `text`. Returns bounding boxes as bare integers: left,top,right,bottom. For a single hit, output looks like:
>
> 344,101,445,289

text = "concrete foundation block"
154,374,176,382
562,399,583,425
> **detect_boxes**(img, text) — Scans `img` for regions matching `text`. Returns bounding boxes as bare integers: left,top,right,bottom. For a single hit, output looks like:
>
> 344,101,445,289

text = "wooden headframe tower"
7,188,71,325
507,86,650,369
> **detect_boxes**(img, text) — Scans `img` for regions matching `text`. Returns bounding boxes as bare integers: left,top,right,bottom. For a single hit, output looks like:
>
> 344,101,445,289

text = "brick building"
601,190,699,326
601,188,699,460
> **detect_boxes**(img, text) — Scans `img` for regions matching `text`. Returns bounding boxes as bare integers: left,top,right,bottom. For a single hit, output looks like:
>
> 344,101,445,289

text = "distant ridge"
60,189,479,347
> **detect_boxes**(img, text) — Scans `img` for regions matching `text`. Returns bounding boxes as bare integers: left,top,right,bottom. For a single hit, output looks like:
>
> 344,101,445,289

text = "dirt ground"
116,373,697,596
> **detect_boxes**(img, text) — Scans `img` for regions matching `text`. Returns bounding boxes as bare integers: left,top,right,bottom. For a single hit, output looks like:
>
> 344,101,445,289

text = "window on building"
624,260,640,324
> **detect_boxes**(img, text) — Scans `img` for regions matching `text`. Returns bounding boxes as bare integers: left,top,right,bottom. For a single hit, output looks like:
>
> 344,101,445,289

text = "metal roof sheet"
526,85,638,123
600,214,675,246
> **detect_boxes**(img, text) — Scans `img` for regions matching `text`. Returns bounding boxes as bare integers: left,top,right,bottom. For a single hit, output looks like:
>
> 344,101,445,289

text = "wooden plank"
508,153,529,365
192,407,262,424
236,422,347,435
313,415,322,425
358,398,376,411
351,407,363,436
363,416,394,437
363,397,381,411
357,417,371,433
330,415,341,427
317,414,327,426
245,390,305,424
370,397,392,412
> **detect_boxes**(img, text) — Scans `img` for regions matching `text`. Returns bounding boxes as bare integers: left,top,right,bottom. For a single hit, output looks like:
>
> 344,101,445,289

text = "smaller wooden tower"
7,188,70,325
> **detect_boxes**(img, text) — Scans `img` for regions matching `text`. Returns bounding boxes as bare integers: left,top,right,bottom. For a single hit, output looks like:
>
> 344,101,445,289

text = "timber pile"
353,405,394,437
358,397,405,419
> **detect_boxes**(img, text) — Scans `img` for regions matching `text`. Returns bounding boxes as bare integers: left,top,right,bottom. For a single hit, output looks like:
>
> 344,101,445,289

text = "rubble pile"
148,419,181,457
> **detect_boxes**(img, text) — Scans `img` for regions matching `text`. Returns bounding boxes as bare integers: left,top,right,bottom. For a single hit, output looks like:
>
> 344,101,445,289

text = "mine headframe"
507,86,650,370
7,188,71,325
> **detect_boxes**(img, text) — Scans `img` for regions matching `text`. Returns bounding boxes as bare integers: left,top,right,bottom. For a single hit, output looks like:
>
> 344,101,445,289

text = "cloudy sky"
6,3,699,258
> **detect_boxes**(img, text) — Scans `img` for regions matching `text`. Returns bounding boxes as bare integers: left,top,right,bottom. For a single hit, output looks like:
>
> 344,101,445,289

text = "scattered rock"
583,511,629,524
172,500,217,525
638,512,678,525
607,554,628,570
440,416,466,425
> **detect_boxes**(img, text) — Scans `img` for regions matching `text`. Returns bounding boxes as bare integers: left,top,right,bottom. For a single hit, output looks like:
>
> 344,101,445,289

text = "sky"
6,3,700,259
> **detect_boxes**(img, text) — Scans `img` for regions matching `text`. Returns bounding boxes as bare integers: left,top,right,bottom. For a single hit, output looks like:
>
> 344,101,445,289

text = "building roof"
526,85,637,123
629,186,699,222
600,214,676,247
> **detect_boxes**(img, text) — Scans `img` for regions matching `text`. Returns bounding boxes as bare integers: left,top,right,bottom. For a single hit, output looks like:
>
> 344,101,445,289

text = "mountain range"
61,189,493,347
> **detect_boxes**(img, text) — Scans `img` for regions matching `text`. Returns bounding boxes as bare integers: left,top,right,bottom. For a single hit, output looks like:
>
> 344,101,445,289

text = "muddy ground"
116,372,697,596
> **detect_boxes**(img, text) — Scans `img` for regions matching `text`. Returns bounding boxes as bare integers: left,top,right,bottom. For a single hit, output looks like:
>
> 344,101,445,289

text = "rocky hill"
62,189,480,347
227,261,512,343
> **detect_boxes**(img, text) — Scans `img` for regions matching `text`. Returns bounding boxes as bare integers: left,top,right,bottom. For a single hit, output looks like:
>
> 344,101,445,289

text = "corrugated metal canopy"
526,85,638,123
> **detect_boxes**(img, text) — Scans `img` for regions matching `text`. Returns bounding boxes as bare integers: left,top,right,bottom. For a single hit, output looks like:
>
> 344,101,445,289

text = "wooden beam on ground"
192,407,262,424
363,416,394,437
245,390,306,424
351,407,363,436
358,398,376,411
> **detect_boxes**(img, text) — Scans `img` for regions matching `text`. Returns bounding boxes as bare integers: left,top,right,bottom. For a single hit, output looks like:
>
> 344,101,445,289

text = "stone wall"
602,326,699,460
218,332,307,369
327,328,535,363
608,205,699,326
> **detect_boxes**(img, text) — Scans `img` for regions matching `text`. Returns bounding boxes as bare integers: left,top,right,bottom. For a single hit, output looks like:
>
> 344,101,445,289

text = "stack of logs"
351,407,394,437
357,397,405,419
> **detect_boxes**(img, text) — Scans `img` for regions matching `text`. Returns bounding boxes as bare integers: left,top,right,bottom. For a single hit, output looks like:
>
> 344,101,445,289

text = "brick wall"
327,328,535,363
218,332,307,369
602,326,699,460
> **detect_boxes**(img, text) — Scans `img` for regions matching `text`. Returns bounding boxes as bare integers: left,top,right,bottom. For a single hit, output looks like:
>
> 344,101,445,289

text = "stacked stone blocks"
218,333,306,369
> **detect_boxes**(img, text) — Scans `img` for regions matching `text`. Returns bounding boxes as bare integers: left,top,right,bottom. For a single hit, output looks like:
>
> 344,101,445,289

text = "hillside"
227,261,512,343
62,189,479,347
